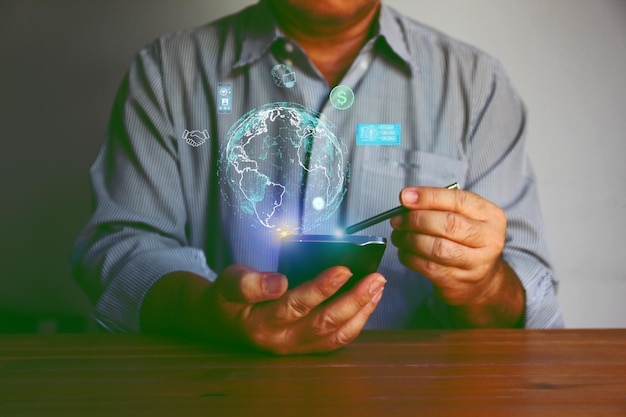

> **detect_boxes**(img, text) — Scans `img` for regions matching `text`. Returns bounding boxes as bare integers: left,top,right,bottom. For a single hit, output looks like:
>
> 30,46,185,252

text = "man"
71,0,563,354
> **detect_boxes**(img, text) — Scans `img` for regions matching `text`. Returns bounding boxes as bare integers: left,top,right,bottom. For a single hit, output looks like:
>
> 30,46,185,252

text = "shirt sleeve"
463,58,564,328
70,42,216,333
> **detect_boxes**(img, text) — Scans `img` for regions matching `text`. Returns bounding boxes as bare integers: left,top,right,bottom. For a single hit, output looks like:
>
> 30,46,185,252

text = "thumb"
214,264,288,304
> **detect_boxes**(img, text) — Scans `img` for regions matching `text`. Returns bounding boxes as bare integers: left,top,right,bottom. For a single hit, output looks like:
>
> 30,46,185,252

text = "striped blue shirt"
71,0,564,332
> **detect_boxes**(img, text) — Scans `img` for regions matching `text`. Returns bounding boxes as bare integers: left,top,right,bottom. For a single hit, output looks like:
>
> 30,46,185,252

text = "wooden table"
1,330,625,416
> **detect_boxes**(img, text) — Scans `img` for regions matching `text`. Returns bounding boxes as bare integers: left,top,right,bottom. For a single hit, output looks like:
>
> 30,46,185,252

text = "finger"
391,230,473,270
399,187,498,222
394,238,497,289
391,210,486,248
305,272,386,338
396,249,490,305
396,240,467,277
271,266,353,324
299,283,385,354
214,264,288,304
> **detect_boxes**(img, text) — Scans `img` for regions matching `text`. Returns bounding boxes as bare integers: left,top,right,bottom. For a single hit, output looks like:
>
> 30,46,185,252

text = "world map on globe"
219,102,348,234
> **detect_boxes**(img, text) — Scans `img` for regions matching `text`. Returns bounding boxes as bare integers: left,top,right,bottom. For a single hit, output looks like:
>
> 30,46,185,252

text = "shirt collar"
377,5,413,71
234,0,280,69
234,1,413,72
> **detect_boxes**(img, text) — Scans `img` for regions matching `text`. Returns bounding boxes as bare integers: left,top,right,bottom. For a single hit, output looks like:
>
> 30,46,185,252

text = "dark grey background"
1,0,624,331
0,0,242,332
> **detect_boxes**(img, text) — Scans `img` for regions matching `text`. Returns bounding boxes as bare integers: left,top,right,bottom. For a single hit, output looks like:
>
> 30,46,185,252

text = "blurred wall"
389,0,626,328
1,0,624,331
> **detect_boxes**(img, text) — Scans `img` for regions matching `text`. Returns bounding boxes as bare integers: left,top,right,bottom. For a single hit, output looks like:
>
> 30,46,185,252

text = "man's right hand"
141,265,386,355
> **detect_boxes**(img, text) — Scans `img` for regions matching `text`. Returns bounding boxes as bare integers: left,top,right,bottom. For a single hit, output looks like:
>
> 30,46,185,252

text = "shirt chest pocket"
346,147,468,227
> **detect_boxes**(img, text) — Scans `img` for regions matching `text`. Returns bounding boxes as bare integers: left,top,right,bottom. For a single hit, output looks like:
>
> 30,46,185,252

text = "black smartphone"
277,234,387,290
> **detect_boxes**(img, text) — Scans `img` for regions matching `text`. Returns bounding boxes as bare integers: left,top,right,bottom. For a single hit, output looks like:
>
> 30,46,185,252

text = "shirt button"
284,58,293,67
284,42,294,53
360,59,370,70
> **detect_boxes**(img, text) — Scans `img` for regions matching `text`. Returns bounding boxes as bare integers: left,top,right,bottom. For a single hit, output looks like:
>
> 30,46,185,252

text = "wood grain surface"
1,330,625,416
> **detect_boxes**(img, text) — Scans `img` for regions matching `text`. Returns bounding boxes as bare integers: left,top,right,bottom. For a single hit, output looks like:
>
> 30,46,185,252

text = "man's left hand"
390,186,524,327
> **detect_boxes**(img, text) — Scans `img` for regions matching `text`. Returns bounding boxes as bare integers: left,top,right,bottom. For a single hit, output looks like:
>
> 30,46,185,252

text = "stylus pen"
344,182,460,235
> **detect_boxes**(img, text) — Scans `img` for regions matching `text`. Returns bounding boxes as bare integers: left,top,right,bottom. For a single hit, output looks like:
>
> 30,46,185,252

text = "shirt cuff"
505,255,565,329
93,248,216,333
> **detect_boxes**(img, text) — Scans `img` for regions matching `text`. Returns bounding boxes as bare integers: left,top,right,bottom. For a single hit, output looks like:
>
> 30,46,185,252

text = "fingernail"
390,215,401,228
262,273,285,294
333,269,353,287
401,189,419,204
371,287,384,304
369,277,387,295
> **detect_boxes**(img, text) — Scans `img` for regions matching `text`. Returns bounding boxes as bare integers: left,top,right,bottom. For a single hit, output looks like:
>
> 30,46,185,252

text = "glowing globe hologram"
219,102,349,233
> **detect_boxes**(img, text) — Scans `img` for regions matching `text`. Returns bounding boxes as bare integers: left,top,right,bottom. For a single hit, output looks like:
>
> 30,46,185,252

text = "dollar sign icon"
330,85,355,110
337,91,347,106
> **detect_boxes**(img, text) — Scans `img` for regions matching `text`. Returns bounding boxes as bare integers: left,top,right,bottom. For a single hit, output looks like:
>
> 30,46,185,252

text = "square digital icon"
218,82,233,114
356,123,401,146
282,71,296,88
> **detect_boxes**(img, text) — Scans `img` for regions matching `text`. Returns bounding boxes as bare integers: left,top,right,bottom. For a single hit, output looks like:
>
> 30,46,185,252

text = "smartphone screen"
277,234,387,290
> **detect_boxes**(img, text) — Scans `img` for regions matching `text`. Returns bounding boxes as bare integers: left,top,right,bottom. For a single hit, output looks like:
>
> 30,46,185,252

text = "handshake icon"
182,129,210,147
